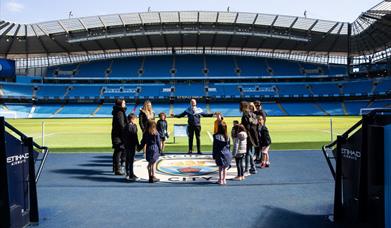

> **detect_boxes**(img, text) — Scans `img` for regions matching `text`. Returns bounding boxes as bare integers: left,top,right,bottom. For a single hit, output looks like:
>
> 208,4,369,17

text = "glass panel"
80,16,104,29
160,12,179,23
292,17,317,30
311,20,337,33
38,21,65,34
60,18,85,31
199,11,217,23
100,15,123,27
140,12,160,24
26,25,36,36
179,11,198,23
217,12,237,23
120,13,142,25
254,14,277,26
31,24,45,36
236,12,257,24
274,15,296,28
16,25,26,36
5,24,18,36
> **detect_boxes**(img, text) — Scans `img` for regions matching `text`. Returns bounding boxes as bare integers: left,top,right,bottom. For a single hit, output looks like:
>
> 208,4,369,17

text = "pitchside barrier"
0,117,49,228
322,108,391,227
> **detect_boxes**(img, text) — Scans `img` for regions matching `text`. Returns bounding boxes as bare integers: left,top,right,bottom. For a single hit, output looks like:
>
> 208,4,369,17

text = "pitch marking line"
207,131,213,142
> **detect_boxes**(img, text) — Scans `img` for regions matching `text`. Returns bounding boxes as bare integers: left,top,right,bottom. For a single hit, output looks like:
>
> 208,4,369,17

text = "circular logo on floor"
133,154,237,183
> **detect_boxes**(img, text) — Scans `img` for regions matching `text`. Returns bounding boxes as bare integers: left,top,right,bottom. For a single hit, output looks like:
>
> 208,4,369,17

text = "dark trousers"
188,125,201,153
254,146,261,161
112,144,124,172
125,147,136,177
235,154,245,177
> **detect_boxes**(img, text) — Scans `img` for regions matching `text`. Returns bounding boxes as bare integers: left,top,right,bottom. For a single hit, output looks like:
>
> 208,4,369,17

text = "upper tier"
46,55,347,79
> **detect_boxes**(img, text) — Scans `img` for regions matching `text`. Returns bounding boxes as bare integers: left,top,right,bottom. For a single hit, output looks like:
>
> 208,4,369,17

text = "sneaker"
244,172,251,177
197,152,203,155
266,161,270,167
187,151,193,154
250,170,257,175
126,175,139,182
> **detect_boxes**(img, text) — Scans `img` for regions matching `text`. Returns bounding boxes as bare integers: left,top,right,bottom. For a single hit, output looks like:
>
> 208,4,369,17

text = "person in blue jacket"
171,99,214,154
137,120,161,183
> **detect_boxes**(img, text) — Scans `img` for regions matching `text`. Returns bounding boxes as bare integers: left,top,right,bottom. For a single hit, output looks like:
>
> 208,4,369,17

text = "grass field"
5,116,360,152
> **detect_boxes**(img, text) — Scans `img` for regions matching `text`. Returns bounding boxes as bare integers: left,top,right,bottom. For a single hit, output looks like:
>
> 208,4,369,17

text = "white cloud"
6,1,25,13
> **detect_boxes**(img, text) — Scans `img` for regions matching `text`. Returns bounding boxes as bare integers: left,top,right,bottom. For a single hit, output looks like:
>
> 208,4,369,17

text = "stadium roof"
0,1,390,57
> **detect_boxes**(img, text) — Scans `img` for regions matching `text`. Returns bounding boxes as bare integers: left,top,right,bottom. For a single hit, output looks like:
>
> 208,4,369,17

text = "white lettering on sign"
6,153,29,166
341,148,361,160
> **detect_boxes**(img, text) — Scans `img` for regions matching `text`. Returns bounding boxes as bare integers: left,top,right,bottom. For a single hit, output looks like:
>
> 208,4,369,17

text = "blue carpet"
36,150,337,227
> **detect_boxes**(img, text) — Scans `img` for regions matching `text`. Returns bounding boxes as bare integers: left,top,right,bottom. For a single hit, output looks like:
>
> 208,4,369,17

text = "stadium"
0,0,391,227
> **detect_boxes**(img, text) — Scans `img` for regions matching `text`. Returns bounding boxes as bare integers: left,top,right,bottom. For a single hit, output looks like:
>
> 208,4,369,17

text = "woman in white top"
232,124,248,180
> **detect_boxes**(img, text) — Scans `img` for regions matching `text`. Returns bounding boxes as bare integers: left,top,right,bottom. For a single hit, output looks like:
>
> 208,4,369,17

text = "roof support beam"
5,24,20,57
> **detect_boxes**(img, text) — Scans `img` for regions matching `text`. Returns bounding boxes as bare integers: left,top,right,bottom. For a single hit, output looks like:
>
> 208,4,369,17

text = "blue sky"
0,0,382,24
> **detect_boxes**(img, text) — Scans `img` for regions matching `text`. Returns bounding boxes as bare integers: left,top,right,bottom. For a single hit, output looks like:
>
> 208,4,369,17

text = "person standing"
171,99,214,154
257,115,272,168
137,120,161,183
139,100,155,133
232,124,247,181
111,99,127,175
212,122,232,185
123,113,140,181
240,101,259,175
157,112,169,156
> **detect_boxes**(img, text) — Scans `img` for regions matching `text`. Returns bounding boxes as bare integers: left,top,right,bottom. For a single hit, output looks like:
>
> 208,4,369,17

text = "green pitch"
6,116,360,152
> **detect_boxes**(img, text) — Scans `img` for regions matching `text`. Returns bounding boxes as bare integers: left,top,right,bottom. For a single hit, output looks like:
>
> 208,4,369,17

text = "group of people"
111,99,169,183
111,98,271,184
212,101,272,185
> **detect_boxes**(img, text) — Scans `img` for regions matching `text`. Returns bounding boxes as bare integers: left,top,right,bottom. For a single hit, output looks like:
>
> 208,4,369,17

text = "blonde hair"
142,100,154,119
249,102,256,112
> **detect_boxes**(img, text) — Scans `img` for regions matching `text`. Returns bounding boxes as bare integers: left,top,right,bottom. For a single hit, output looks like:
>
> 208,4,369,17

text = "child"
213,112,225,134
122,113,140,181
137,120,161,183
257,115,272,168
232,124,247,181
230,120,239,139
212,122,232,185
157,112,169,156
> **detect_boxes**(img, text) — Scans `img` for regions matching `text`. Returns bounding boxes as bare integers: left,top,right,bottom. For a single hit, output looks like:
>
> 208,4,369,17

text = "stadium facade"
0,1,390,118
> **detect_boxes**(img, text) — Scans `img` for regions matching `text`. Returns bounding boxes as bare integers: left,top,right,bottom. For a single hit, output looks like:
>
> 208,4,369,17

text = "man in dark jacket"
111,99,127,175
123,113,140,181
171,99,214,154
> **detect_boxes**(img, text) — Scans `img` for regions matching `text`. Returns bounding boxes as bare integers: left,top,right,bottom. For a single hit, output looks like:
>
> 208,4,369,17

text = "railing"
4,120,49,183
322,118,363,179
322,108,391,222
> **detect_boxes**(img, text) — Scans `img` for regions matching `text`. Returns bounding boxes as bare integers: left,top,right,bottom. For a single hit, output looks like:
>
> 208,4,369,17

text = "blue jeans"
245,140,256,172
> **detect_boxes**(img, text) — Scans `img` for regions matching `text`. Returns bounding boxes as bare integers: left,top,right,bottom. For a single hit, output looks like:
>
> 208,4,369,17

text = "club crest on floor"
133,154,237,183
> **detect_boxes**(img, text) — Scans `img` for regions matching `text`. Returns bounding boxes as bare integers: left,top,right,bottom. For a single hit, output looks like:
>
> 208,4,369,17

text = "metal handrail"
4,121,49,183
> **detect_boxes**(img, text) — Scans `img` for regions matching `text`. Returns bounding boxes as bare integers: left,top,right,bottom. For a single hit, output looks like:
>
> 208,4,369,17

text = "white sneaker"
244,172,251,177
